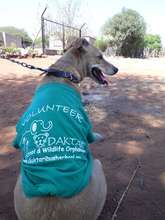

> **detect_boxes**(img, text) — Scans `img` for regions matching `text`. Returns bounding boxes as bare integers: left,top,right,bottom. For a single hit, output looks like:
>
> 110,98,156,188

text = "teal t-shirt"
13,82,96,198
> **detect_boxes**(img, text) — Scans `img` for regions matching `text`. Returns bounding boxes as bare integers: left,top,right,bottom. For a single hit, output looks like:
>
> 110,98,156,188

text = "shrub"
95,38,108,52
102,8,146,57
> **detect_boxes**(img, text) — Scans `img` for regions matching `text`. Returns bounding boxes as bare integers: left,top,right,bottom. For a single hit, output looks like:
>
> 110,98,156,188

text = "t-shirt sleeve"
12,123,21,149
80,101,96,144
86,116,96,143
12,136,20,149
87,129,96,143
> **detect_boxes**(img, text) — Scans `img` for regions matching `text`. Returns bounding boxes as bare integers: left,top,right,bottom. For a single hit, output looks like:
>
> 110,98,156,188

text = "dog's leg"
90,159,107,219
93,132,105,142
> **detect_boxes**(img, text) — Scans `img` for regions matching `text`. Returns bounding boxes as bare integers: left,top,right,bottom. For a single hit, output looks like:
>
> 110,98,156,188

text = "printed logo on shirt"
21,120,53,150
21,119,86,164
31,120,53,148
22,104,84,126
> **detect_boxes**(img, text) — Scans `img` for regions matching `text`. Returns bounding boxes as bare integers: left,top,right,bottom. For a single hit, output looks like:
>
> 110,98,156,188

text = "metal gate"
41,15,84,54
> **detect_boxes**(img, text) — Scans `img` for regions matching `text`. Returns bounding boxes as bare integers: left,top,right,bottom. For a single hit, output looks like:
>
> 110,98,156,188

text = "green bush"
102,8,146,57
95,38,108,52
4,45,20,54
144,34,162,52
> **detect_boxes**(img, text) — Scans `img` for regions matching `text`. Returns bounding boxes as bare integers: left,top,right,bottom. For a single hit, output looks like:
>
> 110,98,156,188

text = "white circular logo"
32,122,37,133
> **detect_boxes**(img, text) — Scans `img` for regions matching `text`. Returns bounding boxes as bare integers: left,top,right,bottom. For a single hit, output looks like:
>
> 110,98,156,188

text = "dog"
13,38,118,220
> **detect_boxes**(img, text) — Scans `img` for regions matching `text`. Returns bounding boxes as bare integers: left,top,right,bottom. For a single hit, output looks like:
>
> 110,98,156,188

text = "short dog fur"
14,38,118,220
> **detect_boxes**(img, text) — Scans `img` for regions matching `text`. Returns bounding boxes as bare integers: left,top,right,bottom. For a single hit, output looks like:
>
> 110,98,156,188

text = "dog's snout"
113,66,118,74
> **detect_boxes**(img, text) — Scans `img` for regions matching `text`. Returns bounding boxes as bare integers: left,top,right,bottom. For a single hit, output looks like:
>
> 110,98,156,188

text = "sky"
0,0,165,46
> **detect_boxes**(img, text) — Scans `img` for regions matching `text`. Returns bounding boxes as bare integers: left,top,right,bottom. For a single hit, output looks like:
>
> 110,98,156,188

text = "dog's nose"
113,66,118,74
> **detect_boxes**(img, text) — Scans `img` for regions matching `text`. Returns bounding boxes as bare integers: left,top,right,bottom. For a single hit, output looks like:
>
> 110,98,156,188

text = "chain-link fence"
41,17,83,54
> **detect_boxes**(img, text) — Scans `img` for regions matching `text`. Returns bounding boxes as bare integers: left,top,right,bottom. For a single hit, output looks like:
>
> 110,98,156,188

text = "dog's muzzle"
112,66,118,74
91,67,109,85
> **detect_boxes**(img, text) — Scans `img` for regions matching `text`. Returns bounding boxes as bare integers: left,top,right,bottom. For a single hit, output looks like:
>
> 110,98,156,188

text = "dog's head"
66,38,118,85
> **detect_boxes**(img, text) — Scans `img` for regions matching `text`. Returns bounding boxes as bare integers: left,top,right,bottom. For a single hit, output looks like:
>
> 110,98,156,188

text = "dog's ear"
64,38,89,54
73,38,89,51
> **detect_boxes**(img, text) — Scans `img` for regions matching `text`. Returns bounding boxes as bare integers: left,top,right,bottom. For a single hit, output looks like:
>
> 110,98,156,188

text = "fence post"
62,23,65,52
41,17,45,54
41,6,47,54
79,23,86,38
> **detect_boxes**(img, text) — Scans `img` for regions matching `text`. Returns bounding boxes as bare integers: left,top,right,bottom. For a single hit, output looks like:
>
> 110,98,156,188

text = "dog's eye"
97,54,103,59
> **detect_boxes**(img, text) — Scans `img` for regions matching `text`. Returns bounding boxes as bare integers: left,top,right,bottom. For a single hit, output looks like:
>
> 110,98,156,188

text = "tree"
48,0,86,47
95,37,108,52
102,8,146,57
55,0,81,27
144,34,162,53
34,36,49,48
0,26,32,46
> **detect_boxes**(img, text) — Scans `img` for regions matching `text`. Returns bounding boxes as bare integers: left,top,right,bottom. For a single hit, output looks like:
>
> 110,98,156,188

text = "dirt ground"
0,56,165,220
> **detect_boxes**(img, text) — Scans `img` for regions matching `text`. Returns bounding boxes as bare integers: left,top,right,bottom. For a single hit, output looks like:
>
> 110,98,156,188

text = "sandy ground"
0,56,165,220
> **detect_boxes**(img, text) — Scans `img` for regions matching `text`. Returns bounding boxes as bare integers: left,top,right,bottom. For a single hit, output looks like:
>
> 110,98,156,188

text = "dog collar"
43,68,80,83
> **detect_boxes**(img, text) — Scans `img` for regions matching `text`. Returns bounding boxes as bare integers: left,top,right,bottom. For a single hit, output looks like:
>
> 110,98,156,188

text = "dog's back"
13,82,95,198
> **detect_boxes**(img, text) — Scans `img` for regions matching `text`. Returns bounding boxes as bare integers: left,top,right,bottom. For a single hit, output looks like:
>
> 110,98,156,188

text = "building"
0,32,22,48
0,32,5,47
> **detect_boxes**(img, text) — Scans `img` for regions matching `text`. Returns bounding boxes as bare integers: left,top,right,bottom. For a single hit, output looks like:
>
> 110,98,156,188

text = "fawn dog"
13,38,118,220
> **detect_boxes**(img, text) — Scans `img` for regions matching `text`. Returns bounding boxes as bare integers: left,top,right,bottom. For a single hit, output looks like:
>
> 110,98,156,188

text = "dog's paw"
93,132,105,143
